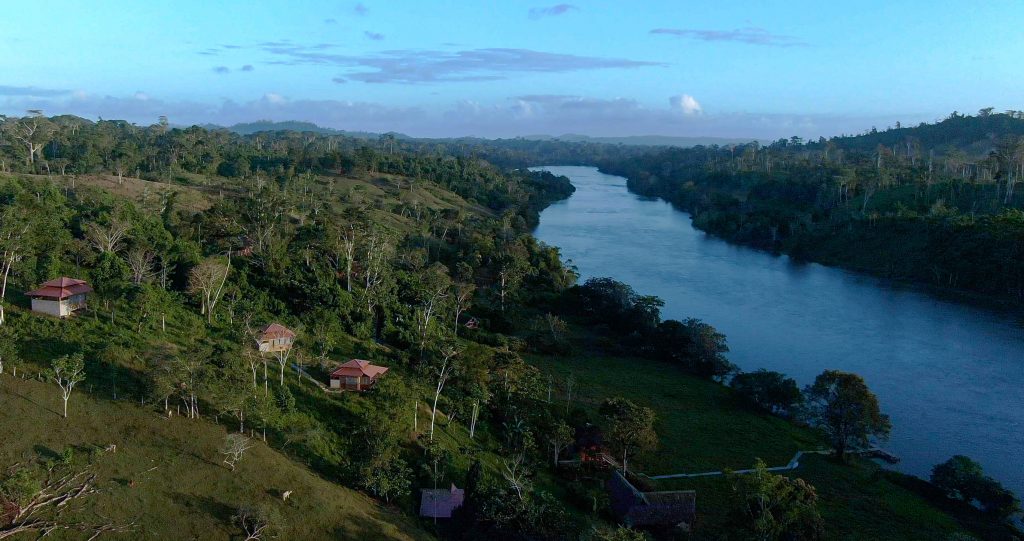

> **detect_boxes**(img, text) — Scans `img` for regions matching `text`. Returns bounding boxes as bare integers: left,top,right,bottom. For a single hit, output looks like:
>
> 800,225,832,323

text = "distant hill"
523,133,759,148
219,120,755,148
821,111,1024,155
219,120,383,139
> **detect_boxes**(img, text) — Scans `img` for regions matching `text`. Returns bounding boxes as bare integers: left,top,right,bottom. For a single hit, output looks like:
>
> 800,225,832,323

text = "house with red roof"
256,323,296,353
419,484,465,519
26,277,92,318
329,359,388,391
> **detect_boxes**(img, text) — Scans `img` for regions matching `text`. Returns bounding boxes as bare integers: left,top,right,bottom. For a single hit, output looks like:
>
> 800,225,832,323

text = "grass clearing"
528,352,819,474
527,351,988,540
0,375,432,540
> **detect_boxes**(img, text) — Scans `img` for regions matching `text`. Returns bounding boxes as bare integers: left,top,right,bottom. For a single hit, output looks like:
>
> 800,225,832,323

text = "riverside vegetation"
0,113,1019,540
601,110,1024,305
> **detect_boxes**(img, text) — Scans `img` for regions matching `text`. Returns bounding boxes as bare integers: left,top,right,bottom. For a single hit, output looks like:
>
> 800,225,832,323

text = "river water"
533,165,1024,494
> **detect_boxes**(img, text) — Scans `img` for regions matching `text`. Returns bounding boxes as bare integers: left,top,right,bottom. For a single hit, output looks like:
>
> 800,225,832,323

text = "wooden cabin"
256,323,296,353
26,277,92,317
329,359,388,391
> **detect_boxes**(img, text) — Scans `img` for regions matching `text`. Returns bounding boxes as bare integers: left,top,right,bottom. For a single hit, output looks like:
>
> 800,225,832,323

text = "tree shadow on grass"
186,449,223,469
3,384,63,417
31,444,63,462
170,492,236,524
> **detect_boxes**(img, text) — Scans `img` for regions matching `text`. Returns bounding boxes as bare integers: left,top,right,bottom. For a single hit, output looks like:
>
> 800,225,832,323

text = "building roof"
25,277,92,300
419,485,465,518
608,470,695,528
329,359,389,379
258,323,296,341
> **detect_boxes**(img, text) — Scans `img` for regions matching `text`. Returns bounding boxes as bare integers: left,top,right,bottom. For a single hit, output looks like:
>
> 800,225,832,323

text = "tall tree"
599,397,657,473
188,256,230,323
729,459,824,540
803,370,891,460
2,111,54,167
0,206,33,326
49,354,86,419
84,218,132,254
429,347,458,441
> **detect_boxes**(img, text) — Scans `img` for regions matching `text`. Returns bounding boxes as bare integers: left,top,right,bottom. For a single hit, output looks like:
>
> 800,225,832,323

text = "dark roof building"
608,470,696,531
419,484,465,518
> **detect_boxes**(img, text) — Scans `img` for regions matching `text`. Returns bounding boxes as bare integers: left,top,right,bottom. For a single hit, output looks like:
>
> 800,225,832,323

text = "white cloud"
670,94,702,115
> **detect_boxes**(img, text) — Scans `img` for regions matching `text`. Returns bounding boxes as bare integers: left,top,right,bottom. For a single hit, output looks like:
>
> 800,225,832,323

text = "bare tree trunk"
469,401,478,439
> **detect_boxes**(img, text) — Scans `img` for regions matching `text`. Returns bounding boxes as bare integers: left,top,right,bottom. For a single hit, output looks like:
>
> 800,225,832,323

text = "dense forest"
0,113,1019,540
600,110,1024,303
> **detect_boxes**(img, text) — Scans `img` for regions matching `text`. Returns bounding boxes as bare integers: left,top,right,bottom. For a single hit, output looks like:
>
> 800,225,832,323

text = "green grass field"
528,353,820,474
528,352,986,540
0,374,432,540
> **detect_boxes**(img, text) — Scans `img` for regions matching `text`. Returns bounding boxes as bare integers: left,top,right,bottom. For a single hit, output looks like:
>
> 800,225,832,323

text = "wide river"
533,165,1024,494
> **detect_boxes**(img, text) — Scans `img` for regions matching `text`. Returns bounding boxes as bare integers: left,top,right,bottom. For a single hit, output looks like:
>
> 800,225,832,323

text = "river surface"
533,165,1024,494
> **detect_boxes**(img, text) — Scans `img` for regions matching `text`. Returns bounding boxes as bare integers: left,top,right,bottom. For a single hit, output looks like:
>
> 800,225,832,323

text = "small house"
608,470,696,531
420,484,465,519
26,277,92,317
575,424,610,467
256,323,296,353
329,359,388,391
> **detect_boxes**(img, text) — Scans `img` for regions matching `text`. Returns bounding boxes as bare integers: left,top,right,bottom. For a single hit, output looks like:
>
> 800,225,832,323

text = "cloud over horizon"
256,43,666,83
0,85,72,97
0,89,923,142
528,4,578,20
670,94,702,115
651,27,807,47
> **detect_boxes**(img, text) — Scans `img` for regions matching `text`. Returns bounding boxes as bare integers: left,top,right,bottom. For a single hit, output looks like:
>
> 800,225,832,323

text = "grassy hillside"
0,157,583,540
0,374,430,540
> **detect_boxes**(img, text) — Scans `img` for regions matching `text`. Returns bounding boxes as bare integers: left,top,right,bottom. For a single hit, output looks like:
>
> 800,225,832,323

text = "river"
533,165,1024,494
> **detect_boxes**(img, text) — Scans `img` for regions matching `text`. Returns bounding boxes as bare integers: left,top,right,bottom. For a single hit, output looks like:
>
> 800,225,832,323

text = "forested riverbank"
534,166,1024,537
598,111,1024,307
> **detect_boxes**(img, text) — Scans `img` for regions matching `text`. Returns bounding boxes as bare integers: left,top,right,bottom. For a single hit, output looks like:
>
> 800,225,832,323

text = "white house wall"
31,299,63,317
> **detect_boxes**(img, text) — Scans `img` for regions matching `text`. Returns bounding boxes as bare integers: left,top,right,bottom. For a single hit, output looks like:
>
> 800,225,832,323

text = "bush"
931,455,1021,521
564,480,608,516
730,369,802,415
652,318,737,381
931,455,985,503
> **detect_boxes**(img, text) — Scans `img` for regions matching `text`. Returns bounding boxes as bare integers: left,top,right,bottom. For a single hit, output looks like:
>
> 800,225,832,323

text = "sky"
1,0,1022,140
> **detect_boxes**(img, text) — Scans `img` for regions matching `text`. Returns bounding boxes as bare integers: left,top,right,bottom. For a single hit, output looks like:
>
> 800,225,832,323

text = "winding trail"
643,448,898,480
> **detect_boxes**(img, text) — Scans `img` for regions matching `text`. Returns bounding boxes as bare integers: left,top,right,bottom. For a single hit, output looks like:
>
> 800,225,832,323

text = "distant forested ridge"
222,120,381,139
600,110,1024,303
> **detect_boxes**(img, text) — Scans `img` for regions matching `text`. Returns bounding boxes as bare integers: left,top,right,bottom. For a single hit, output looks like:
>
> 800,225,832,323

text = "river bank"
532,165,1024,500
601,163,1024,315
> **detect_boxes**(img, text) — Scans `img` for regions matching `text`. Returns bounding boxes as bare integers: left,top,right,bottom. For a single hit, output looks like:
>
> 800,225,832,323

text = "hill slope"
0,375,430,540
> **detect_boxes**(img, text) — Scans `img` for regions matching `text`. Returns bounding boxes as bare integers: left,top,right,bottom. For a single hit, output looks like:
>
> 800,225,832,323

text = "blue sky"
1,1,1021,139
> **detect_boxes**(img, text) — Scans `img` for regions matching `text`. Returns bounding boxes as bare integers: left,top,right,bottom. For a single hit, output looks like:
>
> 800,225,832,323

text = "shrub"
730,369,802,415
